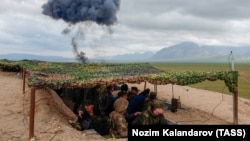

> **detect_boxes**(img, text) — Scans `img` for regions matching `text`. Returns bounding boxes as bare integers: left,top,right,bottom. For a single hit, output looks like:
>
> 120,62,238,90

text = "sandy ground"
0,71,250,141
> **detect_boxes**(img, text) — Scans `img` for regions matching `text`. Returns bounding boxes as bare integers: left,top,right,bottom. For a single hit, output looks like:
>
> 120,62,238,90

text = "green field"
150,62,250,100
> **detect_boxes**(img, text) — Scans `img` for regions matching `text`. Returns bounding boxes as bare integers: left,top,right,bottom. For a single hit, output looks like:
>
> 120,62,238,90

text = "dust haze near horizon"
0,0,250,59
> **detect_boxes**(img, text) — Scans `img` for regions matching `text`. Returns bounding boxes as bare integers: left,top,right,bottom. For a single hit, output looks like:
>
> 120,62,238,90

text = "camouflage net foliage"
0,59,238,94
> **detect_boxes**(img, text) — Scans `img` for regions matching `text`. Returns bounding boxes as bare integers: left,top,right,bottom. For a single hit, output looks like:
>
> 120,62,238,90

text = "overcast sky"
1,0,250,59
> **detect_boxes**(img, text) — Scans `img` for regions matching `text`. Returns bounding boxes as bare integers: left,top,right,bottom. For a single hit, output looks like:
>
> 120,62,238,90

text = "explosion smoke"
42,0,120,25
72,36,88,63
42,0,120,62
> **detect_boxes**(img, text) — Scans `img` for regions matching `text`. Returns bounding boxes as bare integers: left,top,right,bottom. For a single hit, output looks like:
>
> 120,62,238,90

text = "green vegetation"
150,62,250,100
0,59,22,72
0,59,238,96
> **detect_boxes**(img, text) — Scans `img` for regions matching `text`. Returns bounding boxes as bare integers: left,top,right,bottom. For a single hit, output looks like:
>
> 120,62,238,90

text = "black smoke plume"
72,36,88,63
42,0,120,63
42,0,120,26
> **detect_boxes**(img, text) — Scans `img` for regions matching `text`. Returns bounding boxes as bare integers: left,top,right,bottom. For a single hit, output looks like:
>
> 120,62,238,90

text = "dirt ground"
0,71,250,141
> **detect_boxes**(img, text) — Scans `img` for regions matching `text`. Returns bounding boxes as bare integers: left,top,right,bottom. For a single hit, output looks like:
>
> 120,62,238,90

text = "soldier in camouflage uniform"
143,91,157,111
90,114,110,136
69,99,110,136
109,91,128,138
99,85,115,116
132,100,170,125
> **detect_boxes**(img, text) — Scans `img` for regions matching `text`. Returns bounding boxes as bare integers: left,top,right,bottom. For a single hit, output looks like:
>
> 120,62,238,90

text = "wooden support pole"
233,86,238,125
154,84,157,93
172,84,174,98
144,81,147,90
22,68,26,94
29,87,36,139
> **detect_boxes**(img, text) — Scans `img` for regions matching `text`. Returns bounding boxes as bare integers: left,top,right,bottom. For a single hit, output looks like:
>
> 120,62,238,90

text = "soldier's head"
121,84,128,92
141,88,150,97
106,85,114,93
117,91,128,99
150,100,165,116
131,86,140,94
113,97,128,114
84,100,94,112
149,92,157,100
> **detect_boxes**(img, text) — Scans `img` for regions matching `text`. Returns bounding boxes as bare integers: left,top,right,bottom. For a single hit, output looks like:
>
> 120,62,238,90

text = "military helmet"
149,92,157,99
151,100,165,109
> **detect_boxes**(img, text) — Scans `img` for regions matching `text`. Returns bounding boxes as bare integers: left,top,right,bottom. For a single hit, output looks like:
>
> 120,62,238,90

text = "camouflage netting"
0,59,238,93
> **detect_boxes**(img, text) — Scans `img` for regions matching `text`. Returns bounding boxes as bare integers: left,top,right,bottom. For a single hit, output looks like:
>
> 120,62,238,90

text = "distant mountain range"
151,42,250,63
1,42,250,63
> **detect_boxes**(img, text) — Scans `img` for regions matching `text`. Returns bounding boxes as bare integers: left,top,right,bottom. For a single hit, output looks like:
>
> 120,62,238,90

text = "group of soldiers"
67,83,172,138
